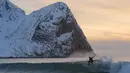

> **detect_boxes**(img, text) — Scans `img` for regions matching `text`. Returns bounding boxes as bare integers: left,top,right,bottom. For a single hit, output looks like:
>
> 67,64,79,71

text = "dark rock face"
30,2,94,58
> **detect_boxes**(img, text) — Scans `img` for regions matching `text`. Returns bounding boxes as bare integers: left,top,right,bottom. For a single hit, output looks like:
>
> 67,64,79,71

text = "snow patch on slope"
0,0,25,39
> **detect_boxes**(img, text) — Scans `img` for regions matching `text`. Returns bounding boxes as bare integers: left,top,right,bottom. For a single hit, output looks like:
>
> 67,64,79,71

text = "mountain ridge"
0,1,95,58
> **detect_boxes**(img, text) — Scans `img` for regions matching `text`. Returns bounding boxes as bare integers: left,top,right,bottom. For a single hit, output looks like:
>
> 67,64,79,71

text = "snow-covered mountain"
0,0,95,58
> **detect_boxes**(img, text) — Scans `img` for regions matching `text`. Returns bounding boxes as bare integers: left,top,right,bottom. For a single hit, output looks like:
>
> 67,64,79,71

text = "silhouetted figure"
88,57,94,65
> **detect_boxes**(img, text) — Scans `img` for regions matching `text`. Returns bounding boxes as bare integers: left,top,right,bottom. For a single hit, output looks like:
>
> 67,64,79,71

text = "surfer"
88,57,94,65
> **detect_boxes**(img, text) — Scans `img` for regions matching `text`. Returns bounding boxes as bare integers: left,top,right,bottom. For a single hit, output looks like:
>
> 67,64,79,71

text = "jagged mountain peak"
30,2,70,19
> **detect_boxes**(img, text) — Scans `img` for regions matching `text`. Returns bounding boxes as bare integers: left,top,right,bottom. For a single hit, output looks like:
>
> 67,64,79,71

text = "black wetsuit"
88,57,94,65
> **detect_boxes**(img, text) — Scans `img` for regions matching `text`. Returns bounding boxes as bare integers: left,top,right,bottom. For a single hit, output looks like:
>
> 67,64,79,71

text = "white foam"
118,64,130,73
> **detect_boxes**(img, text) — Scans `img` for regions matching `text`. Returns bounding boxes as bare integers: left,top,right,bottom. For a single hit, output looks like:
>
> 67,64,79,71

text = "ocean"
0,63,109,73
0,58,129,73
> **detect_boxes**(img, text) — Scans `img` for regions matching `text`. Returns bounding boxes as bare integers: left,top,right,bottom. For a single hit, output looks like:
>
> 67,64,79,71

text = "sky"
11,0,130,41
10,0,130,61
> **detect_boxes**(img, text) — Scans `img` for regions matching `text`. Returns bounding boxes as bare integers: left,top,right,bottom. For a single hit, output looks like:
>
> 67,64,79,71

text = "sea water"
0,57,129,73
